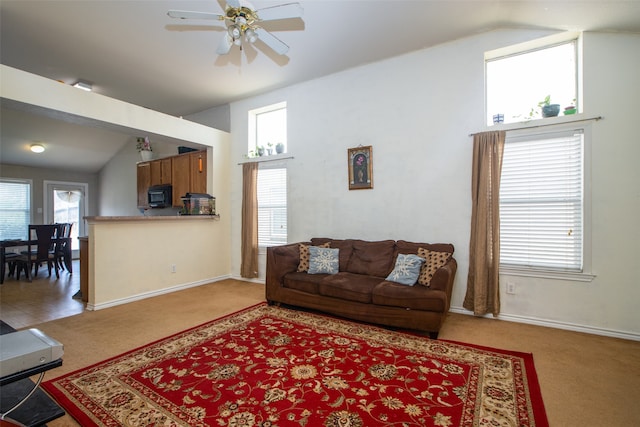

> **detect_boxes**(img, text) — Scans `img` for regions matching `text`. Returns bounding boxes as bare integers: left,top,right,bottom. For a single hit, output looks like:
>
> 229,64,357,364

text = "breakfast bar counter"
84,215,219,222
82,214,229,311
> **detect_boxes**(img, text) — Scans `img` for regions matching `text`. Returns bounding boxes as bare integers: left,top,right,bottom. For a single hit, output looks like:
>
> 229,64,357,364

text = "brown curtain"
240,162,259,278
463,131,505,316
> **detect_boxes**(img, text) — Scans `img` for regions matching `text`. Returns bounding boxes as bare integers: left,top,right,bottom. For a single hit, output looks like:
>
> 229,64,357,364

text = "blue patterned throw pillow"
308,247,339,274
385,254,425,285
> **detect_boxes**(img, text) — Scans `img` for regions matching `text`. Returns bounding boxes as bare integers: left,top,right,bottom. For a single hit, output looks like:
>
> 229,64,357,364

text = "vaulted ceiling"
2,0,639,172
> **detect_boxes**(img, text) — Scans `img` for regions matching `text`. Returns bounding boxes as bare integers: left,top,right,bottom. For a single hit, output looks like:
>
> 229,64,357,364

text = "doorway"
44,181,88,258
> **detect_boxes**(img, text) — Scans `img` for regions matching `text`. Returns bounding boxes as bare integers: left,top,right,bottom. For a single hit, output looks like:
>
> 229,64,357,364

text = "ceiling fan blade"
256,3,303,21
255,28,289,55
167,10,223,20
216,34,233,55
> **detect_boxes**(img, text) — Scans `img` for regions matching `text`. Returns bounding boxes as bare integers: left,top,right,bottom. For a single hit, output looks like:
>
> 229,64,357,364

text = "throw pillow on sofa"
308,247,339,274
297,242,330,272
417,248,452,286
385,254,425,285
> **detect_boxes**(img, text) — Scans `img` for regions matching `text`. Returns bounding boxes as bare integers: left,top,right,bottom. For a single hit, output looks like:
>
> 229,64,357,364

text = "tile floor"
0,260,84,329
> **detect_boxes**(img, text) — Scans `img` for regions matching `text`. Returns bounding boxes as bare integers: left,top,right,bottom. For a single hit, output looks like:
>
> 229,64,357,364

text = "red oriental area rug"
42,303,548,426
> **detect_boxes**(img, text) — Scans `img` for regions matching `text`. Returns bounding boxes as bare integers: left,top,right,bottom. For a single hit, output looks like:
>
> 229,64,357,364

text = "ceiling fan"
167,0,303,56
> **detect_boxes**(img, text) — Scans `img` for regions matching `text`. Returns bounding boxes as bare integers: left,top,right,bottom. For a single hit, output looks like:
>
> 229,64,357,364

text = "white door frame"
43,180,89,257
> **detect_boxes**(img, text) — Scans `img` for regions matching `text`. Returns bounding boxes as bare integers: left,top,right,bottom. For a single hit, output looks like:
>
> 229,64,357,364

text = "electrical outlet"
506,282,516,294
171,264,176,273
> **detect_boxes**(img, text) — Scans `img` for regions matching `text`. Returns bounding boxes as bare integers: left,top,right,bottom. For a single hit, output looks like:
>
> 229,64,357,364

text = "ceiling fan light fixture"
30,143,45,153
228,24,241,39
245,28,257,43
167,1,303,56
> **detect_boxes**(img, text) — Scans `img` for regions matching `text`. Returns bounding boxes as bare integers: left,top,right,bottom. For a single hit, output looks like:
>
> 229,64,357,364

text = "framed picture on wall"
348,145,373,190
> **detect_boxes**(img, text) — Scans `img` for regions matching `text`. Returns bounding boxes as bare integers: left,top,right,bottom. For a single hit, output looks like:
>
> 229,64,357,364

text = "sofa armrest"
428,257,457,310
266,242,305,301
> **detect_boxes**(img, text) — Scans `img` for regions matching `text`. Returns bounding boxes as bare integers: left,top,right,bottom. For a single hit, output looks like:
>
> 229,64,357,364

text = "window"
257,166,287,247
500,129,585,273
486,33,580,126
0,178,32,240
249,102,288,247
249,102,287,156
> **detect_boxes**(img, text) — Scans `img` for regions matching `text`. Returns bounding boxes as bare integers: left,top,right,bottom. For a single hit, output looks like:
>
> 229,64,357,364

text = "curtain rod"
469,116,603,137
237,155,294,165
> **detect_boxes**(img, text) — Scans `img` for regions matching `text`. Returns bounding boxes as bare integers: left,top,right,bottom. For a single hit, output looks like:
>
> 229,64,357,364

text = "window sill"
237,154,293,165
500,266,596,282
484,114,602,134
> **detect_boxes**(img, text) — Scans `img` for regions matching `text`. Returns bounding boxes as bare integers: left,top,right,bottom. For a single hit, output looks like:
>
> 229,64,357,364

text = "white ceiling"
2,0,639,173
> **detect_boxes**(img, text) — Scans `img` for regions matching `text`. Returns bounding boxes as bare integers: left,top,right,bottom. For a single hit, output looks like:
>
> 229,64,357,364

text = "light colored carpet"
26,279,640,426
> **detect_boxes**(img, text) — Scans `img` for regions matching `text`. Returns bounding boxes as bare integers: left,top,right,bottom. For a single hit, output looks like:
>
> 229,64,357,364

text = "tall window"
249,102,287,155
257,166,287,247
0,178,31,240
249,102,288,247
500,129,585,272
486,33,579,126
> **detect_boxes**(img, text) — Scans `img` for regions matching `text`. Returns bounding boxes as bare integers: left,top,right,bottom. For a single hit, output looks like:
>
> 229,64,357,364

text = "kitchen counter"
84,215,219,222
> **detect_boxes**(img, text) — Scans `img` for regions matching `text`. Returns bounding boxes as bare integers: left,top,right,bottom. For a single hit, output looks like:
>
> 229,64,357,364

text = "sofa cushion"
311,238,354,271
308,247,340,274
318,272,381,304
283,271,326,294
297,242,330,272
372,281,447,311
385,254,425,285
346,239,396,277
417,248,453,287
395,240,455,255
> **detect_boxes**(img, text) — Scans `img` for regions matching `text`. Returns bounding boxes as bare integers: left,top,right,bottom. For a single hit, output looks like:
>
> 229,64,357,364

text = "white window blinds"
0,179,31,240
499,130,584,271
257,167,287,247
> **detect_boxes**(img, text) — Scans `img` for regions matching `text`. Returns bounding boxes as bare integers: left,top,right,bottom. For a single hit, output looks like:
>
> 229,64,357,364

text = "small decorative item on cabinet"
136,137,153,161
179,193,217,216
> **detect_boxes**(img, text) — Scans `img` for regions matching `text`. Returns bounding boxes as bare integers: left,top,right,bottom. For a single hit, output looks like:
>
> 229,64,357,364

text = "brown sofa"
266,238,457,338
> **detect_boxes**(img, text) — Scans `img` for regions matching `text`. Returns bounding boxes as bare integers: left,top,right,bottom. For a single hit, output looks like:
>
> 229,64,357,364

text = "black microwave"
148,185,172,208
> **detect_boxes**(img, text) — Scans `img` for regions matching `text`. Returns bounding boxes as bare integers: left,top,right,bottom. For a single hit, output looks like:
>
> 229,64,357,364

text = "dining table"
0,238,72,284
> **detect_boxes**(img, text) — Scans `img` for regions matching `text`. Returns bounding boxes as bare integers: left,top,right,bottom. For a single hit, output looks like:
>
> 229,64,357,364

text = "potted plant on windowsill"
538,95,560,117
564,99,577,115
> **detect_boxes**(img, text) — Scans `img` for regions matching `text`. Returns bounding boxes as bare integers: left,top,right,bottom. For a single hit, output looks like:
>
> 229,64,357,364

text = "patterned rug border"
43,302,549,426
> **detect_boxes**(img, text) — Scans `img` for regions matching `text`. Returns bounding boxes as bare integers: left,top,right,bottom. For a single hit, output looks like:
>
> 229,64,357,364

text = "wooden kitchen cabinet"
138,150,207,208
137,162,151,208
171,153,191,206
150,158,172,186
171,150,207,206
189,151,207,194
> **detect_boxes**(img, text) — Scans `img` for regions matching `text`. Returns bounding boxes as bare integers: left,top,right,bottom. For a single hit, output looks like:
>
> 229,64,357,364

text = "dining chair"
54,223,72,272
15,224,61,281
2,251,20,282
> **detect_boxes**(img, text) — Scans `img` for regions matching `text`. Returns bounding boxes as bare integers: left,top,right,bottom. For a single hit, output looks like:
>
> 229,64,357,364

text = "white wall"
228,29,640,339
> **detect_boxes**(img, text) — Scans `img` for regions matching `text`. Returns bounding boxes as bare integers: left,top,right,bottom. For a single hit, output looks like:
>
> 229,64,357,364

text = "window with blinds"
0,178,32,240
499,129,584,271
257,166,287,247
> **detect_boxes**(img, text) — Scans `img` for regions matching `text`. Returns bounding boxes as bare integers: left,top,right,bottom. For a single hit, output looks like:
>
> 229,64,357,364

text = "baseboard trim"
86,274,232,311
449,306,640,342
229,274,265,284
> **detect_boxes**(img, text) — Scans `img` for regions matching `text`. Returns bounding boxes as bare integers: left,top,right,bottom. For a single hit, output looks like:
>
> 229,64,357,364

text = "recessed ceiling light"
30,144,45,153
72,80,92,91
